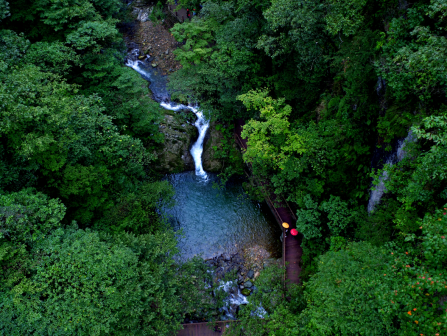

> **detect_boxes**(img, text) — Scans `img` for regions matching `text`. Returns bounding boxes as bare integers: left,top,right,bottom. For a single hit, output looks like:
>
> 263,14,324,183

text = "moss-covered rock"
241,288,251,296
202,122,224,173
153,113,196,173
153,114,226,174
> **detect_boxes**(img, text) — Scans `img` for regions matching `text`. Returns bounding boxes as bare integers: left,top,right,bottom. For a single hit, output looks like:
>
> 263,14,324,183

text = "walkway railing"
233,122,302,287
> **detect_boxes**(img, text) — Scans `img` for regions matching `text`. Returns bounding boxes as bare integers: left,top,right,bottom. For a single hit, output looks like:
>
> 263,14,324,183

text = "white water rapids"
161,102,209,177
126,57,209,178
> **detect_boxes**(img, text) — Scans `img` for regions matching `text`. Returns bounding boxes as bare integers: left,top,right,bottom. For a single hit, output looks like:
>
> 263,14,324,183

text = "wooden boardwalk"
234,119,302,286
168,4,195,23
178,321,235,336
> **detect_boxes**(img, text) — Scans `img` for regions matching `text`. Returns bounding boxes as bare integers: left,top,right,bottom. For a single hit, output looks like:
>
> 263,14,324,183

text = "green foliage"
301,242,397,335
65,19,119,52
0,59,156,223
0,0,9,22
227,264,305,336
171,21,215,68
376,3,447,102
324,0,368,36
24,41,80,76
212,124,244,185
0,226,218,335
149,1,166,23
0,189,65,244
95,181,174,234
79,50,165,146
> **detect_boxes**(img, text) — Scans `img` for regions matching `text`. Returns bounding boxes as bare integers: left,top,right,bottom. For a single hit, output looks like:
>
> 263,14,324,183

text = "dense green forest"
1,0,447,335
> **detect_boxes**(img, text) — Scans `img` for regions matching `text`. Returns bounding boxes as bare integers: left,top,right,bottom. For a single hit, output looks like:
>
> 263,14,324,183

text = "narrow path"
234,119,302,286
168,4,194,23
177,321,235,336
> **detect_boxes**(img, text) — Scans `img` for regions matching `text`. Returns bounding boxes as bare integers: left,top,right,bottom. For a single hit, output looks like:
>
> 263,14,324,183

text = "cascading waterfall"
219,280,249,320
126,56,209,177
367,131,416,212
190,109,209,177
160,103,209,177
124,45,280,320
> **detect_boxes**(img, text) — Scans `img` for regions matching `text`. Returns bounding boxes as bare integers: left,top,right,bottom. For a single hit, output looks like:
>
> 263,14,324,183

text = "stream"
125,44,281,319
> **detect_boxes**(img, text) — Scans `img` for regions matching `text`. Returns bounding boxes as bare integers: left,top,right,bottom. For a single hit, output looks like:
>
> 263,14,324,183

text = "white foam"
127,57,210,178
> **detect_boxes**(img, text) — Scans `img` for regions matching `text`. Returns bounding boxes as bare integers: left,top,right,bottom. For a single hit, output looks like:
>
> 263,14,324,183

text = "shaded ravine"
125,46,281,320
126,53,208,176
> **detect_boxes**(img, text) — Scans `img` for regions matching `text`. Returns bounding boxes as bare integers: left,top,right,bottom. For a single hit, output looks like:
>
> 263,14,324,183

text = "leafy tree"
0,0,9,22
227,265,305,336
300,242,397,335
0,189,65,244
0,226,215,336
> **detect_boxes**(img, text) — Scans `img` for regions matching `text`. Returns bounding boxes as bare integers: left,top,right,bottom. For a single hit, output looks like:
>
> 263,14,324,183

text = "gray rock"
134,6,153,22
202,122,227,172
151,63,158,67
165,49,169,55
222,253,231,261
241,288,251,296
247,270,254,279
153,114,196,173
244,281,253,288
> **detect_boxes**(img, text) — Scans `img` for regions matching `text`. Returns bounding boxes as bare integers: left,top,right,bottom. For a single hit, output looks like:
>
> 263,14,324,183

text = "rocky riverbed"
181,249,281,322
122,4,227,173
207,249,281,295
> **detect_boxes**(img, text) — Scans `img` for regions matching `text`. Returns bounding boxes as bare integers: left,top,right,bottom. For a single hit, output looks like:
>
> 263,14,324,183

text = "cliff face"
154,113,196,173
202,122,224,172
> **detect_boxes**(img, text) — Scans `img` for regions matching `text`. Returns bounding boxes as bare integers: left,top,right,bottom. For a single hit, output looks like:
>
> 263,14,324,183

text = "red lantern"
290,229,298,236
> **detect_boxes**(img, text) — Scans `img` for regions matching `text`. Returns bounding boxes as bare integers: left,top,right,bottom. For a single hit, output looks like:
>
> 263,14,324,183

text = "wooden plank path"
168,4,195,23
178,321,235,336
234,119,302,286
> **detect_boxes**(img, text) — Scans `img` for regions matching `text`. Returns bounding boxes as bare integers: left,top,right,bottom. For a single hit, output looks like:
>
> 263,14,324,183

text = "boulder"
247,270,254,279
244,281,253,288
222,253,231,261
241,288,251,296
133,6,153,22
202,122,225,172
153,113,196,173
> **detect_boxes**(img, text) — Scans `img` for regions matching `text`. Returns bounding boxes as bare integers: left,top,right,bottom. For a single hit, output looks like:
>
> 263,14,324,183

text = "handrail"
234,132,287,284
234,132,296,221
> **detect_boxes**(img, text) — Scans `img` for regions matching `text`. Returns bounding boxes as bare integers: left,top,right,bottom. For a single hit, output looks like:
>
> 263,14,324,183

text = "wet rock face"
202,122,224,173
154,112,196,173
154,116,225,174
132,6,153,22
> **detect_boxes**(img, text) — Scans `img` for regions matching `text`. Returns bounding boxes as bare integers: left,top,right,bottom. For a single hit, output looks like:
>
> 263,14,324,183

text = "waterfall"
126,55,209,177
367,131,416,212
161,103,209,177
218,280,248,320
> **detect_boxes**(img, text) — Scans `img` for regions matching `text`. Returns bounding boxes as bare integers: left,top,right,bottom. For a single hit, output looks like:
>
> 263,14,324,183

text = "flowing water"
164,172,281,260
367,131,416,212
125,49,281,261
